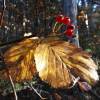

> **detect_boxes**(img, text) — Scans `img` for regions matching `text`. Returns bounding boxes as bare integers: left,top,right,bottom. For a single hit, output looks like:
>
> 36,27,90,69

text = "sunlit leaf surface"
0,38,99,88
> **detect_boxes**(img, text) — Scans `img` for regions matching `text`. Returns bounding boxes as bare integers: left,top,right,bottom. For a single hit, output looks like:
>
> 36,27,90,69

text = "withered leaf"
0,38,99,88
34,43,72,88
0,38,39,82
34,40,99,88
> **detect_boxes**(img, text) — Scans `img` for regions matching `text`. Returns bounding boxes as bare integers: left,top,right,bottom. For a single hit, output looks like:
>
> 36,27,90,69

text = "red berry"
67,24,75,30
62,17,71,25
55,15,64,23
55,15,71,25
65,29,74,37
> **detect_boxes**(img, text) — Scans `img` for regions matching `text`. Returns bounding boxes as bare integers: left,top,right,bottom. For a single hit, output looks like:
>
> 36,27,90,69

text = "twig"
27,82,47,100
8,74,18,100
55,23,63,32
68,76,80,88
0,0,6,27
52,22,58,34
0,34,35,47
0,34,63,48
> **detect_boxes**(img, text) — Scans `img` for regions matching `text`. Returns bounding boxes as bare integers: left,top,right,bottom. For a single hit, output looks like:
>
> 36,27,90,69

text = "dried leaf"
57,45,99,85
34,43,72,88
4,38,38,64
35,40,99,88
0,38,39,82
0,38,99,88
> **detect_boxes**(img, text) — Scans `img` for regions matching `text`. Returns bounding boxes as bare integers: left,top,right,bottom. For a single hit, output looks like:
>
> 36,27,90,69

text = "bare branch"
27,82,47,100
8,74,18,100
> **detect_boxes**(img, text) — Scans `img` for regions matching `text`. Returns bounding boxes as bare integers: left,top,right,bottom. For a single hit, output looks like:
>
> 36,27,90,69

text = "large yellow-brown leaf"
0,38,39,82
0,38,99,88
34,43,72,88
4,38,38,64
35,40,99,88
51,41,99,85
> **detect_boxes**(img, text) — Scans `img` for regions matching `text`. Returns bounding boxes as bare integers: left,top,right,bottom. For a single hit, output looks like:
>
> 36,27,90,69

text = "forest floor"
0,75,100,100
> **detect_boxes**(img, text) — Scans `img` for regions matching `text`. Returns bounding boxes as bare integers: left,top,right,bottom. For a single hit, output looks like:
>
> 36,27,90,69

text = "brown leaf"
34,43,72,88
0,38,39,82
0,38,99,88
35,40,99,88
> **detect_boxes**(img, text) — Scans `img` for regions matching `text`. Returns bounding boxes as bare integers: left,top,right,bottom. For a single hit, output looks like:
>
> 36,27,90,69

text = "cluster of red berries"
55,15,75,37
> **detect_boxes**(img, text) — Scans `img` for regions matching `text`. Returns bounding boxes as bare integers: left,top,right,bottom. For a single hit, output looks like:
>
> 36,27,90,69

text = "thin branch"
0,33,64,48
8,74,18,100
0,34,35,47
52,22,58,33
0,0,6,27
56,24,63,32
27,82,47,100
68,75,80,89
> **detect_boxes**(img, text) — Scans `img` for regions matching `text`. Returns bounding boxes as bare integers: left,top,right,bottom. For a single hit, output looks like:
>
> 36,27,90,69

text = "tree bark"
63,0,80,47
